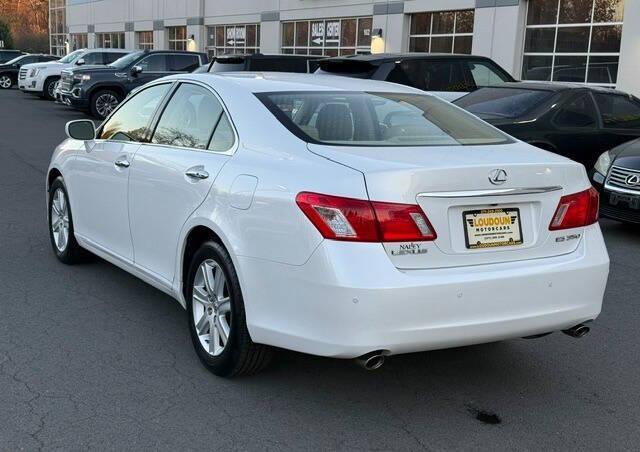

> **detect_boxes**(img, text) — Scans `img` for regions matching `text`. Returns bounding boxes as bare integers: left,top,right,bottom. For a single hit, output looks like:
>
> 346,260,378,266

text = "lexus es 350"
47,73,610,376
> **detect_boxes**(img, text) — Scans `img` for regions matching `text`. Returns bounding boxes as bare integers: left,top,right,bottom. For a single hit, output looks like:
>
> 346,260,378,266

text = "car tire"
90,89,122,119
186,241,273,377
48,177,86,265
0,74,13,89
43,77,59,100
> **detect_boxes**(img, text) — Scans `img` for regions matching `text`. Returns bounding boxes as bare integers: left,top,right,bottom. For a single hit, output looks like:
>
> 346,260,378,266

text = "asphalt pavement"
1,88,639,451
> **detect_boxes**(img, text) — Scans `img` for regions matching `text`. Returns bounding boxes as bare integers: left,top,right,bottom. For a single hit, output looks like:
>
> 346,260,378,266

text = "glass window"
152,84,224,150
99,83,171,142
69,33,88,51
169,54,200,72
408,10,474,55
387,60,470,92
281,17,372,56
168,26,187,51
206,23,260,57
209,114,235,152
259,91,511,146
137,31,154,50
467,61,511,87
522,0,625,87
96,33,125,49
455,88,553,119
104,52,128,65
138,54,168,72
554,94,598,127
82,52,104,65
594,93,640,129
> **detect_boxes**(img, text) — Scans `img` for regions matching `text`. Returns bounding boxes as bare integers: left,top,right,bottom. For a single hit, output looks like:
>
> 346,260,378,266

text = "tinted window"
152,84,223,149
467,61,510,88
18,56,38,65
82,52,104,65
455,88,552,119
250,58,311,73
554,93,598,128
137,54,167,72
169,54,200,72
104,52,127,64
261,91,511,146
387,60,469,92
99,83,171,141
594,93,640,129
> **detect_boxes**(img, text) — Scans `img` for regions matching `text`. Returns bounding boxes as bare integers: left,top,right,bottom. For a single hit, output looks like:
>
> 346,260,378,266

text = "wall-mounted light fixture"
371,28,384,54
187,34,197,51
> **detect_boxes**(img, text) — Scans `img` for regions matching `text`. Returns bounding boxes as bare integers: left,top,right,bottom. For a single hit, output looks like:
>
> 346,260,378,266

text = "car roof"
84,48,131,53
488,81,628,95
174,72,425,94
321,53,498,64
216,53,321,60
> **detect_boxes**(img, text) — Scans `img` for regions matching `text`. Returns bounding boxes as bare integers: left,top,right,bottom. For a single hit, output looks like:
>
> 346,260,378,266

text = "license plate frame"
463,208,524,250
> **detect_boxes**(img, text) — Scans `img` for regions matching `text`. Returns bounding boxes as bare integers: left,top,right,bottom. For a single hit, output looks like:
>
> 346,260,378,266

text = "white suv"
19,48,129,100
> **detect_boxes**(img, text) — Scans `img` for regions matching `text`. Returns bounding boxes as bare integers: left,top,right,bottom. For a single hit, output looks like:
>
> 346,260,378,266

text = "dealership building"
50,0,639,95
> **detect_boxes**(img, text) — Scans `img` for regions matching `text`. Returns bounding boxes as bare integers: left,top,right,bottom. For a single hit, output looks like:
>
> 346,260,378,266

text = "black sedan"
591,138,640,224
454,82,640,170
0,54,59,90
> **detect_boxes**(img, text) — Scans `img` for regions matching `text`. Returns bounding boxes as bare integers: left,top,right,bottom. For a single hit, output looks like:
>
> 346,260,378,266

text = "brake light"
296,192,436,242
549,187,599,231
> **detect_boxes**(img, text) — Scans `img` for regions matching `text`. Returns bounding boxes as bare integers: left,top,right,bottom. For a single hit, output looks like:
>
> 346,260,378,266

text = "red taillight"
549,187,600,231
296,192,436,242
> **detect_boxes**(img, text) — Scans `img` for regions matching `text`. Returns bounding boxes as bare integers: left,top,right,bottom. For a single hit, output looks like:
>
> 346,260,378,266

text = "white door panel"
71,140,139,261
128,145,228,281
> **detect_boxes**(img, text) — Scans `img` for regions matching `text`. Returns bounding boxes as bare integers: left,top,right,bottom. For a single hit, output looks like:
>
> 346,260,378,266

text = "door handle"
114,158,130,168
185,168,209,180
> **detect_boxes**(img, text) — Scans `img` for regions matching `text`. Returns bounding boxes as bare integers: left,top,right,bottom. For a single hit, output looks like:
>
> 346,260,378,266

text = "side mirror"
76,58,85,66
66,120,96,141
131,65,143,76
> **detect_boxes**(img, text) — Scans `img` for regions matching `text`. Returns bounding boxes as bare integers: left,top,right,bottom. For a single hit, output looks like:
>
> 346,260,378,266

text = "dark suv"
204,54,322,73
316,53,515,101
59,50,208,118
0,54,59,89
0,50,26,64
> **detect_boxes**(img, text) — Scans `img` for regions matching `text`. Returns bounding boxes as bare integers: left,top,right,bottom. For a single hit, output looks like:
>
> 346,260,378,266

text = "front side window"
455,87,553,119
594,93,640,129
259,91,512,146
523,0,625,86
137,55,168,72
99,83,171,142
152,84,232,150
467,61,511,88
82,52,104,65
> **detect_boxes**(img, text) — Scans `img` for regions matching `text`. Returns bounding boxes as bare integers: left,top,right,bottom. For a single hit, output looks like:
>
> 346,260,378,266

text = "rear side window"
104,52,127,64
387,60,470,92
467,61,510,88
152,83,233,151
455,88,552,119
251,58,311,73
259,91,512,146
169,54,200,72
594,93,640,129
99,83,171,141
82,52,104,65
138,54,168,72
554,93,598,128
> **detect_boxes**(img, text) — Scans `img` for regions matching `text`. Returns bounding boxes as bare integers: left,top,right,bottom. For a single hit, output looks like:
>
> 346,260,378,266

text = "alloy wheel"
47,81,56,98
0,75,12,89
95,93,119,117
50,188,70,252
192,259,232,357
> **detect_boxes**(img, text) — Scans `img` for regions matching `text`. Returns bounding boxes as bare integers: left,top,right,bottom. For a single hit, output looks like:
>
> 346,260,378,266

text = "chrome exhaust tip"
563,323,590,338
355,351,386,371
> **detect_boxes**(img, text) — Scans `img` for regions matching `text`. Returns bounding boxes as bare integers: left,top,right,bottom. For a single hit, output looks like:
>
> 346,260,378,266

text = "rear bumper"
238,224,609,358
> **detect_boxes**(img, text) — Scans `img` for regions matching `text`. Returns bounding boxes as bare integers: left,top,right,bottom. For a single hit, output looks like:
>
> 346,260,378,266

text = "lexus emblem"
626,174,640,187
488,169,508,185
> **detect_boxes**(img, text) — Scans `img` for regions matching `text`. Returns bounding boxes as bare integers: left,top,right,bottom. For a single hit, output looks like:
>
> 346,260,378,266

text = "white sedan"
47,73,609,376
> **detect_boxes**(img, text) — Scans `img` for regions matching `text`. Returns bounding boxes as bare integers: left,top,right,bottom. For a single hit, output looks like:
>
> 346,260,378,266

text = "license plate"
463,208,523,249
610,192,640,210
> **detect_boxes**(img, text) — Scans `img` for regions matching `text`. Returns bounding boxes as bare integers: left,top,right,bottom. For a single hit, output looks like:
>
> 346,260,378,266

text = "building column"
187,17,206,53
616,0,640,96
153,20,165,50
472,0,527,77
260,11,280,54
372,1,408,53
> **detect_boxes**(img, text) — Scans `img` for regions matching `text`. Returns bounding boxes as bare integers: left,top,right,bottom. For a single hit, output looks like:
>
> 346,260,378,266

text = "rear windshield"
455,87,552,119
257,91,512,146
